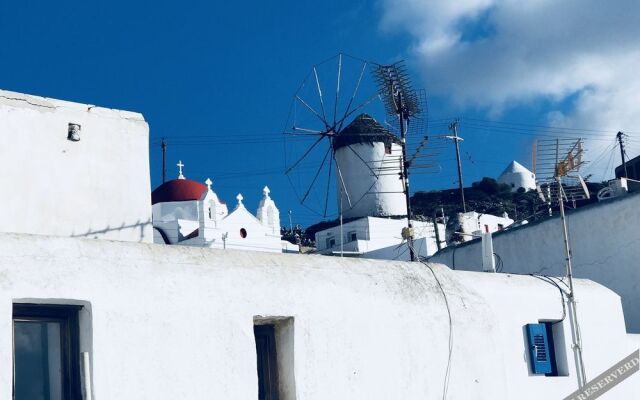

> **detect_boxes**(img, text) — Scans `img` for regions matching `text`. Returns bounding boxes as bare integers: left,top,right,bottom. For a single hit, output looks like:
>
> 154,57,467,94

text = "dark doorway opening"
254,324,279,400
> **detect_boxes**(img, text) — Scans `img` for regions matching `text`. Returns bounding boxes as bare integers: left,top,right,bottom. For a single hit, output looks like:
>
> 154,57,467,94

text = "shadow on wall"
69,219,152,241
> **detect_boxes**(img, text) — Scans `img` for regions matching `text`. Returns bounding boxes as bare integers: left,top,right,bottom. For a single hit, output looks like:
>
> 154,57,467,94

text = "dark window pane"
14,321,63,400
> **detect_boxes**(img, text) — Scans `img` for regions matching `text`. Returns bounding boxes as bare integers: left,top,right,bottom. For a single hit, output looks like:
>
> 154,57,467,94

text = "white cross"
177,160,185,179
205,178,212,190
263,186,270,197
236,193,244,206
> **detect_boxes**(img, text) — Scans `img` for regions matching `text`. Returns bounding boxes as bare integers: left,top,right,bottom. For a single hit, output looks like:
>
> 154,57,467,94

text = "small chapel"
151,161,287,253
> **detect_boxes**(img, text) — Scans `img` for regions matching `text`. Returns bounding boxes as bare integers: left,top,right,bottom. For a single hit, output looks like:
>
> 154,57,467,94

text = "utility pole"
447,120,466,212
617,131,628,178
433,211,442,251
161,138,167,183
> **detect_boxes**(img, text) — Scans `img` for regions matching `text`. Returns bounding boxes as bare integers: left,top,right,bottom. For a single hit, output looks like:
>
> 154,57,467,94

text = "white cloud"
379,0,640,177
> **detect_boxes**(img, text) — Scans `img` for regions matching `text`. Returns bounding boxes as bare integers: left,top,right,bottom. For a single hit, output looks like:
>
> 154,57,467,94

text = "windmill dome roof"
151,179,207,205
500,160,532,176
333,113,401,150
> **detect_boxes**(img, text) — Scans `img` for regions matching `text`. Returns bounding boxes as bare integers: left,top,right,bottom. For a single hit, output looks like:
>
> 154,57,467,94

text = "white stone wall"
334,142,407,219
430,192,640,333
0,89,152,242
0,233,636,399
458,212,514,242
315,217,446,260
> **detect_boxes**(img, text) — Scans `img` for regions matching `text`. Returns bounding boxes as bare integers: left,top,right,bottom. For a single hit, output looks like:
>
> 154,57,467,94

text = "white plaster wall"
0,89,152,242
497,171,536,192
459,212,513,240
152,201,199,222
0,233,636,399
334,142,406,219
315,217,446,259
430,192,640,333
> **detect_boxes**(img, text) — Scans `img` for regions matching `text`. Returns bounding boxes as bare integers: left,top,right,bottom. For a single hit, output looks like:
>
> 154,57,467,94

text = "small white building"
152,165,284,253
456,211,515,242
497,160,536,192
315,217,446,260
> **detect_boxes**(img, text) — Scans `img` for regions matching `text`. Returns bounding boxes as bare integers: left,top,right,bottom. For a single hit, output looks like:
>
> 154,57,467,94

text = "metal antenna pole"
448,120,466,212
161,138,167,183
398,93,416,261
339,184,344,258
557,178,587,387
617,131,628,178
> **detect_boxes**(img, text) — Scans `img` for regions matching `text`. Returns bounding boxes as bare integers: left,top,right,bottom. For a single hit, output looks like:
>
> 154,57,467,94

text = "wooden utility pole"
447,120,466,212
617,131,628,178
161,138,167,183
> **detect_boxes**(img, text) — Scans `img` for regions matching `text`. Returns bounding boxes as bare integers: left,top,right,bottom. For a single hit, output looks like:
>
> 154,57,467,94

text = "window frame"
13,303,83,400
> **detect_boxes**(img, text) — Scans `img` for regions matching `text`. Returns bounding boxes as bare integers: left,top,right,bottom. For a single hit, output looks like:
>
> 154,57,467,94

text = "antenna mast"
536,138,589,389
372,62,422,261
617,131,628,178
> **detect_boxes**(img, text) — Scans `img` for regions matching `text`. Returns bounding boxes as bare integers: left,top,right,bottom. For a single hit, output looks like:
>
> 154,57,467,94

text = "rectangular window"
326,237,335,249
348,231,357,242
497,224,504,231
13,304,82,400
526,321,566,376
254,324,279,400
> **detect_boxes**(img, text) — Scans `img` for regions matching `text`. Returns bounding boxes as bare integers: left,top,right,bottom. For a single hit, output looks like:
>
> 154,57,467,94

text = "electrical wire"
408,241,453,400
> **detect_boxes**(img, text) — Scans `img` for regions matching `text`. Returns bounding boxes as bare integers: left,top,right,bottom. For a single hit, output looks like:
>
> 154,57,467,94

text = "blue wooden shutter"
526,323,552,374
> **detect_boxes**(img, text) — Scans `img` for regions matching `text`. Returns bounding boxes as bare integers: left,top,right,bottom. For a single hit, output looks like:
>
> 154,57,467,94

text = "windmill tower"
283,55,427,259
332,113,406,219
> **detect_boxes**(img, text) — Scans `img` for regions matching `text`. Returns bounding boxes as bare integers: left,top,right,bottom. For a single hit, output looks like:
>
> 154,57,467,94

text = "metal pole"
557,177,587,388
161,138,167,183
617,131,628,178
82,352,93,400
339,185,344,258
433,211,442,251
398,95,416,261
449,120,466,212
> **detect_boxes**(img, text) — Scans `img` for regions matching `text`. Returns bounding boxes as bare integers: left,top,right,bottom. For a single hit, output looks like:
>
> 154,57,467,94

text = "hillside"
300,177,605,245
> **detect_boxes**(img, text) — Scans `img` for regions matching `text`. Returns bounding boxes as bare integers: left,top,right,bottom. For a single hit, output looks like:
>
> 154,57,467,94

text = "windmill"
283,54,427,259
535,138,589,388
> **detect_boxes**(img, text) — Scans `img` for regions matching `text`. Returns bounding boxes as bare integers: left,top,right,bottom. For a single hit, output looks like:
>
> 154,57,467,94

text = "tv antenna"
535,137,589,388
372,61,427,261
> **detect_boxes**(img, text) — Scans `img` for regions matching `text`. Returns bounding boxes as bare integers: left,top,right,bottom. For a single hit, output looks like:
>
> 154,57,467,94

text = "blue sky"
2,1,638,227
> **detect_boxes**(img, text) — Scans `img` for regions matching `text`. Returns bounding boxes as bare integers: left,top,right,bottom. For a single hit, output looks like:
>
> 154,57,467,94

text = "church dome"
151,179,207,205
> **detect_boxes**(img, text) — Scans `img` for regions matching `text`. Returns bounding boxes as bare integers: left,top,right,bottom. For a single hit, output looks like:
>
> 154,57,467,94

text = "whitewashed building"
151,166,284,253
497,160,537,192
1,90,638,399
0,89,153,242
315,217,446,260
454,211,515,243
